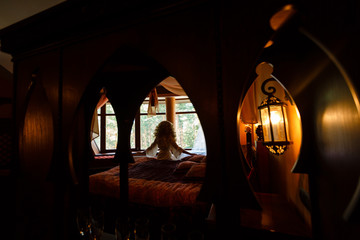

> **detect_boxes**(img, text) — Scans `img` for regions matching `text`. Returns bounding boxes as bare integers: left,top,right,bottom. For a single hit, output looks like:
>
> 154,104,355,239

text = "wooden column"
165,97,176,125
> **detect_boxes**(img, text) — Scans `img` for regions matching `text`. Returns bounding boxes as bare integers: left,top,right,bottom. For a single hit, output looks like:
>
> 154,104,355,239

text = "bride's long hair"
153,121,176,140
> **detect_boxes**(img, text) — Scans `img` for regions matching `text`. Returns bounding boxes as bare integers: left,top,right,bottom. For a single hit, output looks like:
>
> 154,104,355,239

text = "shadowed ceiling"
0,0,65,72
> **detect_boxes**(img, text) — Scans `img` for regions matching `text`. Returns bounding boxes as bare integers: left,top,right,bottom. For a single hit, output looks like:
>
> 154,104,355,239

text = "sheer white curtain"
160,76,186,96
91,92,108,140
191,124,207,155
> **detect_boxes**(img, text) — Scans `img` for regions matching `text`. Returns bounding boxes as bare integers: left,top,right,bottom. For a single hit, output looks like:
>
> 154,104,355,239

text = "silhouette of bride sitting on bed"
145,121,194,160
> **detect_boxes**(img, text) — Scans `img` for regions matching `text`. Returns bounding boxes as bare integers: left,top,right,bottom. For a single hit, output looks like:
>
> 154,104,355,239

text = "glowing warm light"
264,40,274,48
283,4,293,11
270,4,296,31
271,111,282,124
295,107,301,119
320,102,360,159
259,103,290,154
256,62,291,155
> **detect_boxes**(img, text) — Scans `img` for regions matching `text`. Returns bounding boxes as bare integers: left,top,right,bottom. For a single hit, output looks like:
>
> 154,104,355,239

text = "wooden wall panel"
15,50,61,240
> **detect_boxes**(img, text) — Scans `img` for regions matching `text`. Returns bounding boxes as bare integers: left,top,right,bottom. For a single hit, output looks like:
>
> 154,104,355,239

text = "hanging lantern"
258,78,290,155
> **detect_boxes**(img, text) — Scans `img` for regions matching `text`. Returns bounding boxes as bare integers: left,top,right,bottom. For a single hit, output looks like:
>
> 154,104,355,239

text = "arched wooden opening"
69,47,209,239
239,61,308,237
238,4,360,239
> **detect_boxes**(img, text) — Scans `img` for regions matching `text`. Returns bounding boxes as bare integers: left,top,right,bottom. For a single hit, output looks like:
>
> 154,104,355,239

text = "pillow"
182,154,206,163
173,161,196,174
185,163,206,179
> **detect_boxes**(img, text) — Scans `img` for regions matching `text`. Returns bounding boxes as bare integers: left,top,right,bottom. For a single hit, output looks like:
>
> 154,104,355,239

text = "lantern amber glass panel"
260,107,270,141
260,104,289,142
258,93,290,155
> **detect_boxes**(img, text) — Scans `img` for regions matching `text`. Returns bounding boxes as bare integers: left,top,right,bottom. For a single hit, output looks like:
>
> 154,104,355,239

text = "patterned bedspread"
89,156,205,207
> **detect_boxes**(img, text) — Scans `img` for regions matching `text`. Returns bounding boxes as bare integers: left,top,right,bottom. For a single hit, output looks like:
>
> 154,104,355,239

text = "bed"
88,154,207,207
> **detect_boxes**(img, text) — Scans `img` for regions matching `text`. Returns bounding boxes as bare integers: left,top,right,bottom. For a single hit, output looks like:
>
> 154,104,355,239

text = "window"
131,97,201,151
95,97,203,153
175,101,200,149
94,102,118,152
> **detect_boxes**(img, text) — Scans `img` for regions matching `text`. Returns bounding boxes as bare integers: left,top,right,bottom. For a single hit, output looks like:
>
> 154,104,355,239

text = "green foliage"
95,103,118,150
140,115,166,148
176,113,199,149
130,122,135,148
176,102,195,112
106,116,117,150
106,103,115,114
